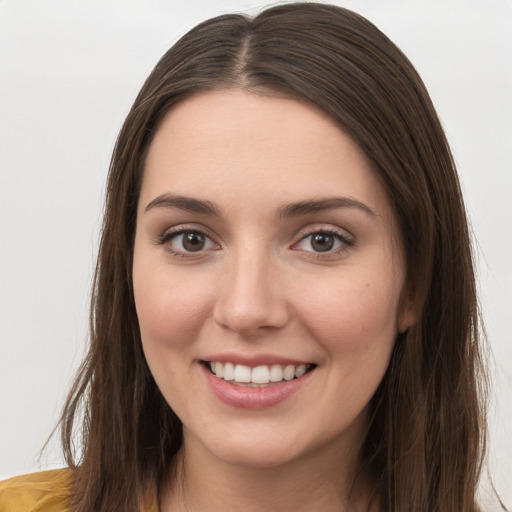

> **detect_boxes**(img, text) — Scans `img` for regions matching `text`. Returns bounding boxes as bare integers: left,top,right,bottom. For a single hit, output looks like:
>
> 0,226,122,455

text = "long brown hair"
59,3,488,510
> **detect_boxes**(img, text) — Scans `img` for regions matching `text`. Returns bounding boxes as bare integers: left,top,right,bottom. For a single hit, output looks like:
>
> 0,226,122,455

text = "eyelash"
293,228,354,258
156,226,219,258
156,226,354,259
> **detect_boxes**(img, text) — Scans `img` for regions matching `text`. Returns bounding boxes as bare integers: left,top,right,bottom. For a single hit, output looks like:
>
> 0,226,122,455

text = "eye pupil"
183,232,205,252
311,233,334,252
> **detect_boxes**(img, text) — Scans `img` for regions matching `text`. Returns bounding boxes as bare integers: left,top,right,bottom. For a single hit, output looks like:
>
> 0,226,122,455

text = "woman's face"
133,90,413,469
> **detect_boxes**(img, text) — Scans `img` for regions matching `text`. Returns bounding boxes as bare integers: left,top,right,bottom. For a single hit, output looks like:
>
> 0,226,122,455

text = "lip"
202,352,312,367
202,362,314,409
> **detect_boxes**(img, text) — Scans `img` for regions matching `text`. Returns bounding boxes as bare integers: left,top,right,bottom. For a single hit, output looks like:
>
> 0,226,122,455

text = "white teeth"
234,364,251,383
251,365,270,384
223,362,235,381
295,364,306,378
209,361,313,384
269,364,283,382
214,361,224,378
283,365,295,381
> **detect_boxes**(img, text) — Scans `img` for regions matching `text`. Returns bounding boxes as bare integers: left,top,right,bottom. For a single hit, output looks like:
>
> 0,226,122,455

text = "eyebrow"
144,193,376,219
145,194,221,216
277,197,377,219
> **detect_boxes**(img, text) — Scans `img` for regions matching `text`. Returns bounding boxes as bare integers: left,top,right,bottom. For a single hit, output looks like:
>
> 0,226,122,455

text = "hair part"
59,4,488,511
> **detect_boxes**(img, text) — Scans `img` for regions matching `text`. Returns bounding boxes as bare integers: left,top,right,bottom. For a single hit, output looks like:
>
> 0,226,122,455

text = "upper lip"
201,353,313,367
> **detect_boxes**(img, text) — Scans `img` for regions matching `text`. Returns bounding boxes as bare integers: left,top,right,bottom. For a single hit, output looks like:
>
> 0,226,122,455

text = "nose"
213,246,289,337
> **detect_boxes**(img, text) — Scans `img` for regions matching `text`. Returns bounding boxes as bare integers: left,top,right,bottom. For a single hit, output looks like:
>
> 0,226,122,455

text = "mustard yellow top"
0,469,73,512
0,469,158,512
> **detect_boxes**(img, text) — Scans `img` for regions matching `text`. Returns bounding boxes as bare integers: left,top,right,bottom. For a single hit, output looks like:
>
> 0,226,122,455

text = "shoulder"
0,469,73,512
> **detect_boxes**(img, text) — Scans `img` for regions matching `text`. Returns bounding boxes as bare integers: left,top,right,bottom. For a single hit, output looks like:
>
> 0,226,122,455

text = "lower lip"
203,365,313,409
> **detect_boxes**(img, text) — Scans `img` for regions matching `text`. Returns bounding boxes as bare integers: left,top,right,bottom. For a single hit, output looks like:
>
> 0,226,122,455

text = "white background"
0,0,510,507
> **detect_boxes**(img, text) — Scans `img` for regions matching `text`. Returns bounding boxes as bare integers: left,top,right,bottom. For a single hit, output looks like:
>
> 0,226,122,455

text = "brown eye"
294,229,352,255
182,232,206,252
310,233,335,252
161,229,217,255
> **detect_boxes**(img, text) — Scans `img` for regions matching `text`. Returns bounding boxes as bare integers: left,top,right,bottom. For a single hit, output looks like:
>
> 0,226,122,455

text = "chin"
215,444,300,470
191,426,307,469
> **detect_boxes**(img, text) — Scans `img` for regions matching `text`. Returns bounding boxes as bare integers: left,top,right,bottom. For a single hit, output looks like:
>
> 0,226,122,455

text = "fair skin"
132,90,413,511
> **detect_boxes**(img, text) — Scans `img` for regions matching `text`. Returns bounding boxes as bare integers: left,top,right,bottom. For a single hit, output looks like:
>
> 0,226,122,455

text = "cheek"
132,261,213,411
295,270,402,355
132,259,212,351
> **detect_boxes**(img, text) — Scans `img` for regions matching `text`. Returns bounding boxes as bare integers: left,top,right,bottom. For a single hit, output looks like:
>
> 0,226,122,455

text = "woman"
0,3,493,511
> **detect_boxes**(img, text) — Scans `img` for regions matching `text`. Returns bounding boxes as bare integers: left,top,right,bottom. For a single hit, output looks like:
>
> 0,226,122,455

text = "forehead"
140,89,391,218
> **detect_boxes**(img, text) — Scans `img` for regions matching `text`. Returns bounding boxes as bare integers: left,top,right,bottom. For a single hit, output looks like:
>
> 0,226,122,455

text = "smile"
202,360,316,409
206,361,316,386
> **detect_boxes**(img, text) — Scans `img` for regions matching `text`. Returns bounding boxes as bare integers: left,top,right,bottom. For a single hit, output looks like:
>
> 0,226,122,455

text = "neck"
160,429,377,512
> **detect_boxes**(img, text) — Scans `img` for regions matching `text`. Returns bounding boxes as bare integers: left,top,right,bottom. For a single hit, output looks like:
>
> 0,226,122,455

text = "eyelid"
156,224,221,256
154,222,354,258
294,223,354,242
291,224,355,255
